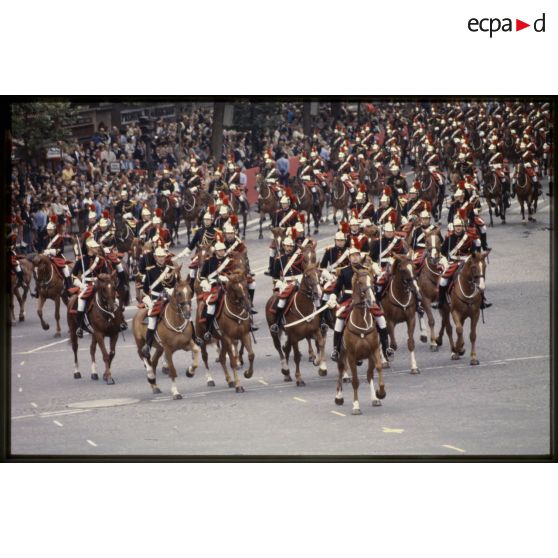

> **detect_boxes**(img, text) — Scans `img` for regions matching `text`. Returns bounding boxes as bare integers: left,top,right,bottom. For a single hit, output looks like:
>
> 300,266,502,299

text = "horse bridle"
353,272,374,309
224,282,250,321
300,268,321,306
95,280,117,317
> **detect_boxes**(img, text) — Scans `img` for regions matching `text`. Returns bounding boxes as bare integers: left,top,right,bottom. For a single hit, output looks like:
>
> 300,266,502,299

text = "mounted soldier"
326,241,392,363
140,246,178,357
147,209,172,248
7,224,25,288
184,207,217,288
347,212,370,253
436,208,491,310
354,185,376,222
484,142,511,207
409,204,444,260
136,204,154,241
114,189,135,217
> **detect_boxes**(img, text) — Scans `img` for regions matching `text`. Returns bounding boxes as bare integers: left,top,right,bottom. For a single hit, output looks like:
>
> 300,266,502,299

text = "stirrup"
330,349,339,362
270,323,280,333
250,307,258,314
120,321,128,331
320,322,329,333
76,327,84,339
264,270,272,276
141,343,151,358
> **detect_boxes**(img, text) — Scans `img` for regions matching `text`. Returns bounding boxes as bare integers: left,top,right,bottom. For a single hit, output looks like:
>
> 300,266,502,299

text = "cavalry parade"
7,100,552,454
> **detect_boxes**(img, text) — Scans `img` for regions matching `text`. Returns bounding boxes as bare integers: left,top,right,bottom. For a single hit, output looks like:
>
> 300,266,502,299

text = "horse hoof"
228,381,235,388
458,349,466,356
410,368,420,375
382,361,391,369
162,366,170,376
105,378,115,385
19,316,25,322
451,353,460,361
186,368,195,378
352,408,362,416
54,332,61,338
436,338,443,346
91,373,99,381
243,370,253,379
283,375,292,382
235,386,245,393
43,324,50,331
372,400,382,407
281,368,290,377
342,377,351,384
376,388,386,400
470,359,480,366
430,345,439,352
420,335,427,343
318,369,327,377
207,380,216,387
152,387,162,394
335,397,344,406
296,380,306,387
173,394,183,400
73,372,81,379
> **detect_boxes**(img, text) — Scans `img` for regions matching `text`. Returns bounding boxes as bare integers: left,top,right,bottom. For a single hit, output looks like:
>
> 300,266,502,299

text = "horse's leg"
37,295,50,330
242,211,247,239
70,324,81,379
227,338,244,393
163,347,182,399
335,357,344,405
292,339,305,387
387,317,397,352
272,331,291,381
53,295,61,337
258,213,264,240
316,331,327,377
367,350,381,407
374,344,386,401
451,309,465,359
407,314,419,374
424,300,438,352
219,339,233,388
90,336,99,380
241,332,255,380
307,338,316,362
106,333,118,384
469,311,480,366
347,351,361,415
488,202,494,227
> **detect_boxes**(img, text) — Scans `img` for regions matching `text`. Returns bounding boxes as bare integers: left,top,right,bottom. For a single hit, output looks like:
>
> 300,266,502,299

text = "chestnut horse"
181,188,212,244
132,270,201,399
381,253,421,374
157,194,181,247
265,264,326,386
437,252,488,365
10,257,33,324
196,272,255,392
334,267,386,414
256,178,279,240
292,180,325,236
32,254,68,337
514,163,538,223
481,164,506,226
330,176,350,225
67,271,125,384
414,229,443,351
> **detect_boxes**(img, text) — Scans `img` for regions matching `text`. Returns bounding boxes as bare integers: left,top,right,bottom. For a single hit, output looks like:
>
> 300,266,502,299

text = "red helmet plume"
340,221,350,234
359,183,366,193
222,196,229,206
90,204,96,212
424,200,432,212
291,227,298,240
352,208,358,218
383,186,392,197
50,215,57,224
389,210,397,223
218,190,226,200
102,210,110,219
155,208,163,218
458,207,467,220
285,186,293,197
215,231,224,242
230,214,239,225
208,205,216,215
352,237,362,250
457,180,465,190
299,213,306,224
83,231,91,239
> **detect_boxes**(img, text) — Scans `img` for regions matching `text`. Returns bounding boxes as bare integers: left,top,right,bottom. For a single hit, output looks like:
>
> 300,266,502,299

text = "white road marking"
20,338,68,355
331,411,346,417
442,444,466,453
258,379,268,385
18,387,22,393
382,427,405,434
30,402,38,408
293,396,307,403
86,439,98,447
17,374,21,379
53,420,63,427
20,361,25,366
40,409,91,418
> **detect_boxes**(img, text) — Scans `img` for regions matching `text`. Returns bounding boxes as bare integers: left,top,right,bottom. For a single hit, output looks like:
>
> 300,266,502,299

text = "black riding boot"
378,326,393,361
248,288,258,314
312,191,319,207
320,307,329,333
76,310,86,338
270,304,284,333
480,232,490,251
141,328,155,357
435,284,448,309
204,313,216,342
264,256,274,276
63,275,72,291
481,293,492,309
331,331,342,362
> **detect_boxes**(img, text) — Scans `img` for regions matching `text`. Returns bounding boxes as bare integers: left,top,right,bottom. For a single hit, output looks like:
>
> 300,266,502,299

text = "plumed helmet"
349,217,360,226
203,212,213,221
223,223,235,233
383,222,395,232
154,246,167,257
141,206,151,217
219,205,229,215
99,218,109,228
214,242,226,251
280,195,290,205
86,237,100,249
282,236,294,247
334,231,346,241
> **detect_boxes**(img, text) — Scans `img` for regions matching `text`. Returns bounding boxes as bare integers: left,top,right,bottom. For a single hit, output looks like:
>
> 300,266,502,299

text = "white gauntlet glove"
327,293,338,308
200,279,211,292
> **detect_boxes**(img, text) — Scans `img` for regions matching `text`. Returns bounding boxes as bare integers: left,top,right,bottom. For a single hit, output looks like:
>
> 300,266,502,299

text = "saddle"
197,294,225,323
50,256,72,279
68,294,95,315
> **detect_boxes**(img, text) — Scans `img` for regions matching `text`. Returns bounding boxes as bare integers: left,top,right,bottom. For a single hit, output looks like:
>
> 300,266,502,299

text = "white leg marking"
410,350,418,370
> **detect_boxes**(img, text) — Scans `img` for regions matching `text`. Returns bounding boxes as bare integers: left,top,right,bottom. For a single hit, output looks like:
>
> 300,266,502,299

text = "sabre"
284,304,329,328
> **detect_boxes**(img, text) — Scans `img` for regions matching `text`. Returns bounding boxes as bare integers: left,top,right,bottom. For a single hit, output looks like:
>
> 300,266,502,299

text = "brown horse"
130,237,143,282
132,271,201,398
196,272,255,392
514,163,538,223
256,178,279,240
181,188,212,244
114,213,136,265
414,229,443,351
265,264,326,386
416,170,442,220
334,267,386,414
67,271,125,384
32,255,68,337
437,252,488,365
330,176,350,225
157,194,181,247
229,191,249,239
10,258,33,324
481,164,506,226
292,179,325,235
366,164,384,199
381,253,420,374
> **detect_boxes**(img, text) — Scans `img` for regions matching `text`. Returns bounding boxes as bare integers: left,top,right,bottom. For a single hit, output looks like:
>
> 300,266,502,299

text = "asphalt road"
10,174,552,457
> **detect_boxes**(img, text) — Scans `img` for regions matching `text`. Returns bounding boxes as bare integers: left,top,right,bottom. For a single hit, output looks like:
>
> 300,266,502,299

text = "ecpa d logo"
468,13,546,37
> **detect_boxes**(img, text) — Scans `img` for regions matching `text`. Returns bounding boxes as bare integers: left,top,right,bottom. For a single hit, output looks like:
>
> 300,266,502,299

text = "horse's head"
225,273,251,313
33,254,50,274
302,244,317,268
172,276,192,320
301,264,322,304
392,253,416,289
351,267,374,308
468,251,488,292
425,228,441,263
96,271,118,313
363,223,379,242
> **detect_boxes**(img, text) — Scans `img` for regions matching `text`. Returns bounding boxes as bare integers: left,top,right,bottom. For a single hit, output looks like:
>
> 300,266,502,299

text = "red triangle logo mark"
516,19,530,31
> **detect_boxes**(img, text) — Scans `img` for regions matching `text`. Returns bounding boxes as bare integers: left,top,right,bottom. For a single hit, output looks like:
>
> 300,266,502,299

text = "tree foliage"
11,102,79,160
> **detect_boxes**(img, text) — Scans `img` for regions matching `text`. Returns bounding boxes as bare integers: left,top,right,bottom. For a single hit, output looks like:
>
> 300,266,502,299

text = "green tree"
11,102,79,162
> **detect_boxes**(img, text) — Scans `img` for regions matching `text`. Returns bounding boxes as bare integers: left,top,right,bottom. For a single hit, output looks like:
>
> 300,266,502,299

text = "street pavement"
10,174,552,457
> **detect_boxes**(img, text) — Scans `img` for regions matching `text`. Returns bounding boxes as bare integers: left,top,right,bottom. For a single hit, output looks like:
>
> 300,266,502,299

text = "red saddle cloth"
68,293,95,314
